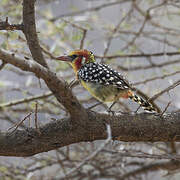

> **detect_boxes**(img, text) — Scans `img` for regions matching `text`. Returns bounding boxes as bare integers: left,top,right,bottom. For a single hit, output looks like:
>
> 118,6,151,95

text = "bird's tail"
128,91,157,112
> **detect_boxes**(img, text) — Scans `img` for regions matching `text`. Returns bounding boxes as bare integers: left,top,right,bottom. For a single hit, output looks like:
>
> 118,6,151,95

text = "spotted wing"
78,63,130,90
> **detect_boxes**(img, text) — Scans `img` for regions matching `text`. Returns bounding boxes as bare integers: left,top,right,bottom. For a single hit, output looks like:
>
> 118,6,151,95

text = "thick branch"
0,112,180,157
0,49,87,123
22,0,48,67
0,50,180,157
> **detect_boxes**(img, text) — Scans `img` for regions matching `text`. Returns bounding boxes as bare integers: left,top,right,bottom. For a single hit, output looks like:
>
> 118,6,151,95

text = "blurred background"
0,0,180,179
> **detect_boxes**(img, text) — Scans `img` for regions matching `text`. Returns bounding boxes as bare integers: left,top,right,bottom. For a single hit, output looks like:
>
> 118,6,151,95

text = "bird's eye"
70,54,78,59
90,51,93,55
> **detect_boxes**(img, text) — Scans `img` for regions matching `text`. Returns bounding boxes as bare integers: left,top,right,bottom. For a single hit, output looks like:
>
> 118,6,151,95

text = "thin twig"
88,102,103,110
8,112,32,135
150,80,180,101
80,30,87,49
55,151,68,179
160,101,171,117
0,92,52,108
102,149,179,160
101,7,133,62
61,19,87,31
60,19,88,49
41,46,58,59
118,59,180,71
0,17,24,31
50,0,130,21
133,70,180,85
34,101,41,135
95,51,180,59
61,124,112,179
121,10,149,51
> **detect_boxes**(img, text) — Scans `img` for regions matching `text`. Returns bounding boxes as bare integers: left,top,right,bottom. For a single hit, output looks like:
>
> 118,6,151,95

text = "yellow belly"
81,80,128,102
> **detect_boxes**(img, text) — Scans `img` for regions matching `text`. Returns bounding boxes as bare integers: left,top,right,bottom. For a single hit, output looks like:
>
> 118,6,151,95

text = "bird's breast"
80,81,129,102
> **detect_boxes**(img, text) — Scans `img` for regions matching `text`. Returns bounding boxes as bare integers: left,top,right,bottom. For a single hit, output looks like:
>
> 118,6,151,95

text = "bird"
56,49,157,112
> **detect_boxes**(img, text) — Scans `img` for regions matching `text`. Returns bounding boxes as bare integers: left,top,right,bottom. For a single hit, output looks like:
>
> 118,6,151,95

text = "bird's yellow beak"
56,56,73,62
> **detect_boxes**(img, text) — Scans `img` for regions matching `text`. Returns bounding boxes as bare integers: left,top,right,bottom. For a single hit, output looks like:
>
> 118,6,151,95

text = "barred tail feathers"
127,91,156,112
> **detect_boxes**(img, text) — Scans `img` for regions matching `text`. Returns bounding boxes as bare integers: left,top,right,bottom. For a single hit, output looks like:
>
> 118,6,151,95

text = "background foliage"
0,0,180,179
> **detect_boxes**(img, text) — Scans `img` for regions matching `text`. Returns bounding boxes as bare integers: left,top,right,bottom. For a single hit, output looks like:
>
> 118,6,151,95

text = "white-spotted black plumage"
57,50,157,112
78,62,130,90
78,62,157,112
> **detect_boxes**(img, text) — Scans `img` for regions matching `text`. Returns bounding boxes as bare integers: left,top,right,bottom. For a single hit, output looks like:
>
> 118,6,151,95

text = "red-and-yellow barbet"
56,49,157,112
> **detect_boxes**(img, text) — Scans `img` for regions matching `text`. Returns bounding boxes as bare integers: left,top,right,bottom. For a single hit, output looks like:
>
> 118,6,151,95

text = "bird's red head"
56,49,95,73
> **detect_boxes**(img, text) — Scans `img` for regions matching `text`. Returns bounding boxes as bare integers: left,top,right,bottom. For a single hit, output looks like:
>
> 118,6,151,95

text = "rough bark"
22,0,48,68
0,49,180,157
0,49,87,125
0,111,180,157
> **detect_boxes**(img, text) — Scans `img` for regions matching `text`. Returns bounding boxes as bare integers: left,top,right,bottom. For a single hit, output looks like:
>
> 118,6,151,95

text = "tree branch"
95,51,180,59
22,0,48,68
0,49,87,123
0,17,23,31
150,79,180,101
50,0,130,21
121,160,180,180
0,91,52,108
0,49,180,157
0,111,180,157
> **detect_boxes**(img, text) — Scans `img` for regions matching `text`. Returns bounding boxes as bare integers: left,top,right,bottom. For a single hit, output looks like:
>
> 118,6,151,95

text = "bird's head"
56,49,95,72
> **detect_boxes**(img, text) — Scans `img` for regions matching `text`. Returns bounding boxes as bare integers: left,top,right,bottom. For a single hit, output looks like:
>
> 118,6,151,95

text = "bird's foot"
107,108,116,115
68,79,79,89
